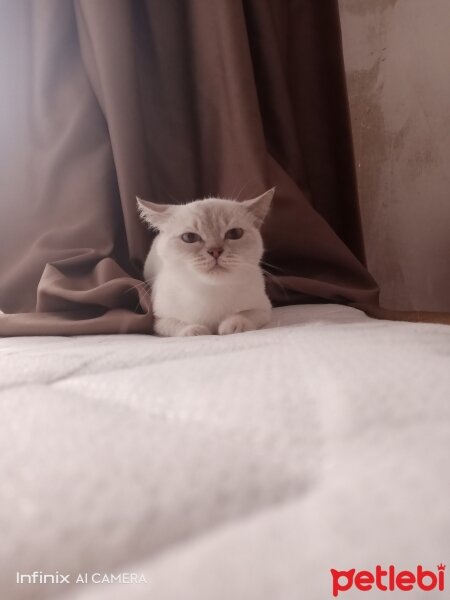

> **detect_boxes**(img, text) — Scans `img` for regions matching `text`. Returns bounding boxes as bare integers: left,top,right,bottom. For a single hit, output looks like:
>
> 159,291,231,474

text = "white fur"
137,190,275,336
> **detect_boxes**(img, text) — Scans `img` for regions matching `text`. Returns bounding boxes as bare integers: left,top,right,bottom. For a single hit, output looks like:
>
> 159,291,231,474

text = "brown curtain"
0,0,426,336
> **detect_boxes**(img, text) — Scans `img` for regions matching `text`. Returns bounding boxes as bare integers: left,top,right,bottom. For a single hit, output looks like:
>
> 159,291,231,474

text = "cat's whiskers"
125,279,152,294
228,258,290,298
124,279,153,312
260,259,286,274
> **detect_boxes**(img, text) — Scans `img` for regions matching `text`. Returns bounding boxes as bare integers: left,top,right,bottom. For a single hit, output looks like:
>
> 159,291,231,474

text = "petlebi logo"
330,564,446,597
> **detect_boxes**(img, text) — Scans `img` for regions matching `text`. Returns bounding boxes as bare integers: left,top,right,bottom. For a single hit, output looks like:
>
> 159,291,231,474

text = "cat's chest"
152,273,263,326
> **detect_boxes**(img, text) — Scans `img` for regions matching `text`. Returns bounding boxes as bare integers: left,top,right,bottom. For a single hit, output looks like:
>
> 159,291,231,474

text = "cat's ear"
241,188,275,228
137,197,173,230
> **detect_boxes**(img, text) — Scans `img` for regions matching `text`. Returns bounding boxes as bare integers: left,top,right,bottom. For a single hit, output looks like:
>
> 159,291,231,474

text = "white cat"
137,189,274,337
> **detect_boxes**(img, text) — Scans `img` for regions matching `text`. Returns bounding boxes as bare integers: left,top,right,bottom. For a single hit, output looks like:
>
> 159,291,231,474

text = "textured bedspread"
1,305,449,600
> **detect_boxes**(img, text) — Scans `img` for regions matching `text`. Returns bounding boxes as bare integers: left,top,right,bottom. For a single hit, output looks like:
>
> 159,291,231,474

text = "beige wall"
339,0,450,311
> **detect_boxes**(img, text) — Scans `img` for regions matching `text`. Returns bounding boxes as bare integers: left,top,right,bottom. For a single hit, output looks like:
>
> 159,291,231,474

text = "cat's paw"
179,324,211,337
218,314,253,335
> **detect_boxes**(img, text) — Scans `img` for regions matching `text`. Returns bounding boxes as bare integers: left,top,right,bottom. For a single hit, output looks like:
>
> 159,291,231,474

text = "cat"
137,188,275,337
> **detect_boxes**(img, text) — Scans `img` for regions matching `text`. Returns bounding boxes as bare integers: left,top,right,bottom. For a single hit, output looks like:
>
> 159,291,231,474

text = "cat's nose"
207,247,224,259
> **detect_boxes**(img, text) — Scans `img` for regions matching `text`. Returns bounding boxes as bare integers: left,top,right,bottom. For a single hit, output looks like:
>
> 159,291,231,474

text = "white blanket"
1,305,449,600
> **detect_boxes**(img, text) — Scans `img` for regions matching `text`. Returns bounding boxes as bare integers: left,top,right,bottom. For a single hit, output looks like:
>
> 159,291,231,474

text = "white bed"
1,304,449,600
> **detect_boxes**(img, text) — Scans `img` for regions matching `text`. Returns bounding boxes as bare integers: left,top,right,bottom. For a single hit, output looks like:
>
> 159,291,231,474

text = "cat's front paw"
180,324,211,337
218,314,253,335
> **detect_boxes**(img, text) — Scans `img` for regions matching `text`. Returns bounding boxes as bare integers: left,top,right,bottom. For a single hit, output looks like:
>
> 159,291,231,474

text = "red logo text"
330,564,445,597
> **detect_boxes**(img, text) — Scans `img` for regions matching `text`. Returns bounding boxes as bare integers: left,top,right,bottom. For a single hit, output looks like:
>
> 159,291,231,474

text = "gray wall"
339,0,450,311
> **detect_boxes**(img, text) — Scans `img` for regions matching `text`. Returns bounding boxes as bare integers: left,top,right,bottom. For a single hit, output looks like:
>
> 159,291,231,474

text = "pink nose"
207,247,224,259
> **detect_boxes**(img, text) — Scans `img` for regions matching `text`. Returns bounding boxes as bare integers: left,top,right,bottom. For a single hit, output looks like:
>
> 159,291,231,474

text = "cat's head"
137,189,274,283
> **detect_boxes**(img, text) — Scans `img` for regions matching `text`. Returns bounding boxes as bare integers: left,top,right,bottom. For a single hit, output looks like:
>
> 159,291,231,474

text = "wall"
339,0,450,311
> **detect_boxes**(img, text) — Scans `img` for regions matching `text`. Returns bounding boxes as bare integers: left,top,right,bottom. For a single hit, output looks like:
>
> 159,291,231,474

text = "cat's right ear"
137,197,173,231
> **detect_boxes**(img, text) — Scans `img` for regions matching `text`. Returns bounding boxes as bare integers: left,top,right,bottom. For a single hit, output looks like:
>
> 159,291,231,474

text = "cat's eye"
225,227,244,240
181,232,201,243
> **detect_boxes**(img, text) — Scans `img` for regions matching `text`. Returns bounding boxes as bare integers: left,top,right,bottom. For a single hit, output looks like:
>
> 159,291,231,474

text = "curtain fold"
0,0,387,335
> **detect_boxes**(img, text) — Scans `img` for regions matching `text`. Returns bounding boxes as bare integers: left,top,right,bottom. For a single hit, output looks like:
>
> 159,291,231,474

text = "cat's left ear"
241,188,275,228
137,197,173,231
